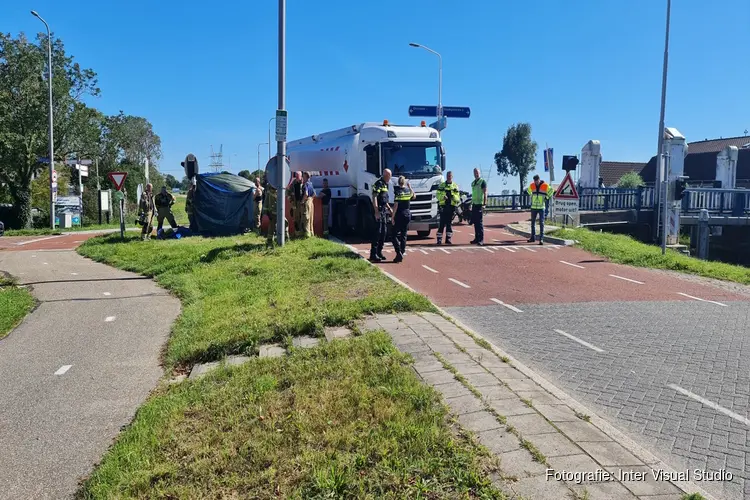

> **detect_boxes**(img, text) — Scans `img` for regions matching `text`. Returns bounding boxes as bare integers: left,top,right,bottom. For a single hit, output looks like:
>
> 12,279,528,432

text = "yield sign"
554,172,579,200
107,172,128,191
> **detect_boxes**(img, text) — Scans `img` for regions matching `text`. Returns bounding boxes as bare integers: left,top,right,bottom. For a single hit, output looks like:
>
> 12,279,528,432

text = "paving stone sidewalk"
361,311,714,500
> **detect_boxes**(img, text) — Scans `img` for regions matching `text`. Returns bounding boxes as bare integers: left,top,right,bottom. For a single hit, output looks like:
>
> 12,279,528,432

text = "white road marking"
498,246,516,253
677,293,728,307
54,365,72,376
560,260,585,269
419,249,428,255
669,384,750,427
554,329,605,353
609,274,644,285
70,272,78,276
490,298,523,313
16,235,63,246
43,262,49,265
521,246,537,252
422,265,439,274
105,316,116,322
448,278,471,289
482,247,494,253
502,231,514,236
439,248,450,254
103,292,112,296
31,255,37,258
452,230,461,233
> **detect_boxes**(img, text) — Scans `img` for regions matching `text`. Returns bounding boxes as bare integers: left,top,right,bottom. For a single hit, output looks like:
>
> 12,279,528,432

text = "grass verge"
557,227,750,284
0,277,35,340
78,234,432,369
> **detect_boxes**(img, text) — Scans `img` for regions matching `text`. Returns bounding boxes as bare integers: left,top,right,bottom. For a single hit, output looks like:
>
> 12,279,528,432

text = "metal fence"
682,188,750,216
578,187,655,211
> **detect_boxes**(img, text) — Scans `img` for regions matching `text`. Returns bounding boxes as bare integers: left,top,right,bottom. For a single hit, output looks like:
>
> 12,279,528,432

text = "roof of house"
687,135,750,154
643,148,750,184
599,161,648,186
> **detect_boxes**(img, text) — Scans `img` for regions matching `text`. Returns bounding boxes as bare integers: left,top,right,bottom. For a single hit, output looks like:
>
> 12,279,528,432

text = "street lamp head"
409,43,420,48
31,10,40,17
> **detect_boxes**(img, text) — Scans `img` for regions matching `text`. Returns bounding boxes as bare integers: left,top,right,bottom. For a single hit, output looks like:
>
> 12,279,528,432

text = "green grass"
0,277,35,340
77,333,504,499
557,227,750,284
78,233,433,369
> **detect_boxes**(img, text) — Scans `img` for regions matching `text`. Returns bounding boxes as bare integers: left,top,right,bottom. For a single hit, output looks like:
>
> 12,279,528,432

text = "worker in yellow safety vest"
527,174,554,245
436,171,460,245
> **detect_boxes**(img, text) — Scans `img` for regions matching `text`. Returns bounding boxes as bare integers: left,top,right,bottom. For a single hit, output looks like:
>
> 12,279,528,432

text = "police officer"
370,168,392,262
436,171,460,245
265,182,289,245
155,186,178,235
139,183,155,241
527,174,554,245
391,175,415,263
470,168,488,246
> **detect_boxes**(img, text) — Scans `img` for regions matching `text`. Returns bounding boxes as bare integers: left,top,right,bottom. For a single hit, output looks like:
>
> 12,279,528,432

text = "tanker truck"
287,120,445,239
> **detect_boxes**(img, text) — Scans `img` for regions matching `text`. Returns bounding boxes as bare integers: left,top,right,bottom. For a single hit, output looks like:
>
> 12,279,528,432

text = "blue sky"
5,0,749,192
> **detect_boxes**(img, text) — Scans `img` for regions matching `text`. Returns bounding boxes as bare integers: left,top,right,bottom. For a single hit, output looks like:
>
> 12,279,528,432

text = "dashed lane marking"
103,292,112,296
70,272,78,276
54,365,72,376
482,247,494,253
439,248,451,254
496,245,516,253
419,249,428,255
560,260,585,269
677,293,728,307
490,298,523,313
609,274,644,285
448,278,471,289
669,384,750,427
521,246,537,252
422,265,439,274
554,329,605,353
105,316,116,322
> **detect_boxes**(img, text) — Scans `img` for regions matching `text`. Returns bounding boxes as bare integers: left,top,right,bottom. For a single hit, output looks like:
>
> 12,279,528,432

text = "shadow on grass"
199,243,267,264
307,250,361,260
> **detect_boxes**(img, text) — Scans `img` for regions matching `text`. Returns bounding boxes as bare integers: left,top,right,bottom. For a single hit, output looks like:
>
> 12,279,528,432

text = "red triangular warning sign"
554,172,579,199
107,172,128,191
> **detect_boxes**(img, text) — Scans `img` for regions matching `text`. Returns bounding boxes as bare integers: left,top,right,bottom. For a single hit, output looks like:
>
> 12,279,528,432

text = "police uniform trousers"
156,207,178,231
530,209,545,241
437,205,455,242
471,205,484,243
392,209,410,257
370,209,388,258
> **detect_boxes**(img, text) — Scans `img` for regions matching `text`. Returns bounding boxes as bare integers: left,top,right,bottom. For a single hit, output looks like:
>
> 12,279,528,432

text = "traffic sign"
275,109,288,142
442,106,471,118
554,172,579,200
265,155,291,190
408,105,438,117
429,117,447,131
52,170,57,182
107,171,128,191
38,157,50,164
65,159,93,166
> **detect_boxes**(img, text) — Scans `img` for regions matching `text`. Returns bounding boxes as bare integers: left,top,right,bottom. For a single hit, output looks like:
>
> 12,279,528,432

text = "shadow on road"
19,276,151,286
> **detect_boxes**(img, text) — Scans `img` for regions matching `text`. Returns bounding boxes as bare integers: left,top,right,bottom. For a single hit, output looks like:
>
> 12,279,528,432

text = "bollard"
697,209,710,260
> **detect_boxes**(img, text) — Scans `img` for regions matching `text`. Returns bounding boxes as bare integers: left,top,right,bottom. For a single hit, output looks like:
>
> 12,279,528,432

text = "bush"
617,172,645,188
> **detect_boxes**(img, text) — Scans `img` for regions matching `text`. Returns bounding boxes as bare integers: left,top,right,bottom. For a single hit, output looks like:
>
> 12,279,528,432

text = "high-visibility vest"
527,181,552,210
437,181,460,207
472,178,486,205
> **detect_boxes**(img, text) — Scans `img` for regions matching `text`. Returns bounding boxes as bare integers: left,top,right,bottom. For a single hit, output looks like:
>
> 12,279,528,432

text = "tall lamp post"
257,143,268,173
655,0,672,254
276,0,286,246
31,10,55,229
409,42,443,123
268,117,276,160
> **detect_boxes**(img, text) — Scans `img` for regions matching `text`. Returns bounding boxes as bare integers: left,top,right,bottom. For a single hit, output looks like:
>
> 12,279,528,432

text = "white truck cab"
287,120,445,238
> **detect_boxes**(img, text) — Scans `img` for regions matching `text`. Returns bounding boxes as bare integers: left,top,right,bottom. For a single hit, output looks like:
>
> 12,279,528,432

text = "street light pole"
268,117,276,160
276,0,286,246
409,43,443,122
655,0,671,252
257,143,268,173
31,10,55,229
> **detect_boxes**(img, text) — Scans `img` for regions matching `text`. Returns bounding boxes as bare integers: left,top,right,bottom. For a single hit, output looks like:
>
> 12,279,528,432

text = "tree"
617,172,645,188
0,32,101,228
237,170,251,180
494,123,538,194
165,174,179,189
180,176,192,191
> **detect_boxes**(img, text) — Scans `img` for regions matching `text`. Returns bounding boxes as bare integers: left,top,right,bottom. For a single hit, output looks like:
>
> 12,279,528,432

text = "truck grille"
411,193,433,213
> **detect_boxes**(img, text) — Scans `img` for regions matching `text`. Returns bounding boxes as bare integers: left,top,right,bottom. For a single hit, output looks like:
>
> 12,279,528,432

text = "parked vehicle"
453,191,474,224
286,120,446,239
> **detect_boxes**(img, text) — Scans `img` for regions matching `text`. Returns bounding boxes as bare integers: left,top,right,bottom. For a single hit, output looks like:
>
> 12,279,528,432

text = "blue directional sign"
429,117,447,131
442,106,471,118
37,157,50,163
408,105,438,117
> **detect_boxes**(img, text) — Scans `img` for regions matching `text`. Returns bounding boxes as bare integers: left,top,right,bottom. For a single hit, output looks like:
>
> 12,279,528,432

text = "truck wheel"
417,230,431,238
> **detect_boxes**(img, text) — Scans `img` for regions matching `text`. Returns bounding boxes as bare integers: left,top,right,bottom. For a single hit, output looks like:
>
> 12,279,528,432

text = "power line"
209,145,224,173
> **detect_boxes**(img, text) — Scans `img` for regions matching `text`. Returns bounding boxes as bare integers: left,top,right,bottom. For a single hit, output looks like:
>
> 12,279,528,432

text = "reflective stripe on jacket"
527,181,553,210
437,181,460,207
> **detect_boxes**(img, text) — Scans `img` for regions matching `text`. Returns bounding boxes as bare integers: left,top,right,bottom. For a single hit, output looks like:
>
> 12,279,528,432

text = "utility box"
60,213,73,229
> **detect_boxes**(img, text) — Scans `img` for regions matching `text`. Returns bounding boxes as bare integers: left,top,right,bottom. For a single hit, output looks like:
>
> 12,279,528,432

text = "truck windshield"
382,142,442,178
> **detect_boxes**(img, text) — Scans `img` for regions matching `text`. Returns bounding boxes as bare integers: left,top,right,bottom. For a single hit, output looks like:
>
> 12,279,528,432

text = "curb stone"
504,222,575,246
331,235,716,500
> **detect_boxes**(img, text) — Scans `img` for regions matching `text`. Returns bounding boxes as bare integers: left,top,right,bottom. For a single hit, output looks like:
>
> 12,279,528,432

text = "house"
599,161,648,187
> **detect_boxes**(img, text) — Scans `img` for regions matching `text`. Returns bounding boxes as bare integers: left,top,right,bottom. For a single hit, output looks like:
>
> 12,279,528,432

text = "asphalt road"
0,249,180,499
350,211,750,500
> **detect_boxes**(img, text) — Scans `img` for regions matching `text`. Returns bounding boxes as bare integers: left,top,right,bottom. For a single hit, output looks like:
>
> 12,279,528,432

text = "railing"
486,194,530,210
682,188,750,216
578,187,655,211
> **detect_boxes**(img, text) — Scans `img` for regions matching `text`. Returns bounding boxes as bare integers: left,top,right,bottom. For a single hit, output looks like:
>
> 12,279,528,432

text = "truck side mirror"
441,153,446,171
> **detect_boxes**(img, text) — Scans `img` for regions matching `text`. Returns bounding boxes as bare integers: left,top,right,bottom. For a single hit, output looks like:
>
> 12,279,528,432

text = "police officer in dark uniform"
370,168,392,262
391,175,415,263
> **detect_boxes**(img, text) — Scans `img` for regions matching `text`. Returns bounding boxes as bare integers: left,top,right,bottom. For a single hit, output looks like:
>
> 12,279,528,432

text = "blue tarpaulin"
194,173,255,235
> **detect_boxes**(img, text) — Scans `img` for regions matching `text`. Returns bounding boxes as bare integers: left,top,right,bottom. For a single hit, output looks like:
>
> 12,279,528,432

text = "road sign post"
107,172,128,238
553,171,580,226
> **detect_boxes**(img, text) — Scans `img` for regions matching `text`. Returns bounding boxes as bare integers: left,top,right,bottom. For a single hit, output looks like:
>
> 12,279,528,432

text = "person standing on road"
470,168,488,246
370,168,392,262
138,183,155,241
185,181,197,231
253,177,264,233
527,174,553,245
436,171,460,245
301,172,315,238
318,178,332,237
391,176,415,263
155,186,178,235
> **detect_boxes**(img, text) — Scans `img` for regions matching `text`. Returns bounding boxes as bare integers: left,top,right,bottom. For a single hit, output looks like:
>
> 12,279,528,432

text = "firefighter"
253,177,264,233
436,171,460,245
391,175,415,263
154,186,178,235
370,168,392,262
301,172,315,237
138,183,155,241
527,174,554,245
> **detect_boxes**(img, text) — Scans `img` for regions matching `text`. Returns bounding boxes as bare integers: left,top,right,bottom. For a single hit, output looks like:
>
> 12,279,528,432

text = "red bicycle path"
0,233,111,252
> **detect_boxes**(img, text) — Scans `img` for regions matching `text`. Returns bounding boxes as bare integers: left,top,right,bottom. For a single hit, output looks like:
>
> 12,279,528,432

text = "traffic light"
182,154,198,179
562,155,579,171
674,176,688,200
